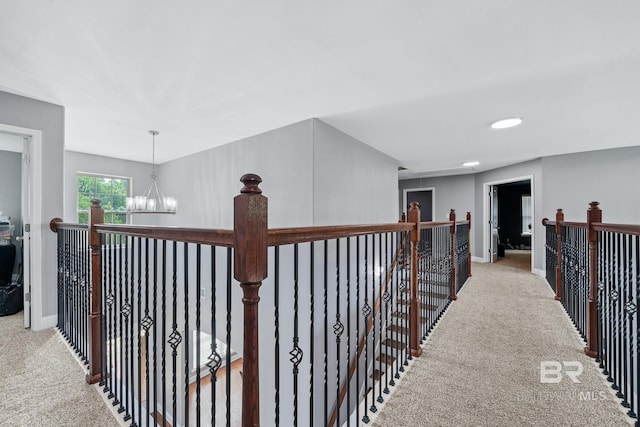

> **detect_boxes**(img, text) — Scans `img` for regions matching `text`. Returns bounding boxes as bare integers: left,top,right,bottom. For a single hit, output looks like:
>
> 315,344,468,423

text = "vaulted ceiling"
1,1,639,178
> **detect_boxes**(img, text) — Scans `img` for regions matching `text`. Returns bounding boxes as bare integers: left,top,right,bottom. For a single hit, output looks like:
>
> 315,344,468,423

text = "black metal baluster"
382,233,390,397
183,243,190,427
355,236,361,424
389,233,397,388
142,238,153,427
615,233,622,393
136,237,143,427
206,246,221,427
621,234,630,406
118,235,126,415
104,233,112,395
370,233,378,413
290,243,303,426
195,244,202,426
274,246,280,426
323,240,328,427
225,248,232,426
309,242,315,427
609,232,619,387
605,232,613,382
169,241,181,427
130,236,138,425
161,240,167,427
334,239,343,426
345,237,351,427
362,234,370,424
152,239,158,425
376,234,384,404
632,235,640,419
399,233,407,374
122,235,132,422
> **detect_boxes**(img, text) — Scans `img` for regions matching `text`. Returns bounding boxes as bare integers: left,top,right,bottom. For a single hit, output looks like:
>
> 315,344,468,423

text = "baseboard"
33,314,57,331
532,268,545,277
471,256,486,263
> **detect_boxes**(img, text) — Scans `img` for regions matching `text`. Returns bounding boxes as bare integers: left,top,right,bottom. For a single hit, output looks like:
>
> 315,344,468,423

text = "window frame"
76,172,132,224
521,194,532,236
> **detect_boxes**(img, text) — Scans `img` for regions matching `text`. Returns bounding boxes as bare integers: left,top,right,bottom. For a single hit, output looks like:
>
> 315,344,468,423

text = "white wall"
0,90,64,328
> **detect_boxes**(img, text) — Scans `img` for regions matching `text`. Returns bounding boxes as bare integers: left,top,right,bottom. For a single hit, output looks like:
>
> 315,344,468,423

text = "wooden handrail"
95,224,234,247
591,222,640,236
267,223,412,246
49,218,88,232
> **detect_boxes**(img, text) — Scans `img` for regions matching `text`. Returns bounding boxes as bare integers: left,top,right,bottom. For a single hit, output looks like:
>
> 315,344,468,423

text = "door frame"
482,175,534,271
0,123,42,329
402,187,435,221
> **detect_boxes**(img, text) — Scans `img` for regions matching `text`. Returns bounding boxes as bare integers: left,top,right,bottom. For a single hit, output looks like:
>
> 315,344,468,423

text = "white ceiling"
1,1,639,178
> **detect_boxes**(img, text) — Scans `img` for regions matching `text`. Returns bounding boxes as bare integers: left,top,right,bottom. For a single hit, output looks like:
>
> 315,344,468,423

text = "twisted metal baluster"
290,244,303,426
206,246,222,427
168,241,182,427
334,239,344,426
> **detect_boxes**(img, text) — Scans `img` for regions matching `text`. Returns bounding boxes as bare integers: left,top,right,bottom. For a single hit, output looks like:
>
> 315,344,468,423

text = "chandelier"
126,130,177,214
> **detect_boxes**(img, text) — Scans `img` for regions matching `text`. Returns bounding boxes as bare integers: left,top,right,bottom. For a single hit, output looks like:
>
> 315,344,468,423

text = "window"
77,173,130,224
521,195,532,235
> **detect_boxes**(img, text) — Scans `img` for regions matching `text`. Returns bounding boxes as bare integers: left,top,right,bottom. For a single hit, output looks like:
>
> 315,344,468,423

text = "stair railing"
51,173,473,427
543,202,640,421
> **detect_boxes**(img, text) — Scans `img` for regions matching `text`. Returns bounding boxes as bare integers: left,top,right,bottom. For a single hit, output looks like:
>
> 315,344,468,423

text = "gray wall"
158,120,315,229
157,118,399,229
64,151,156,225
0,150,22,272
312,119,398,225
402,146,640,275
542,146,640,223
399,174,475,222
0,90,64,326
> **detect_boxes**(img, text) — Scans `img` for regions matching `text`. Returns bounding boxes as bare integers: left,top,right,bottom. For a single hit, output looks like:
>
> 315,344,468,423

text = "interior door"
21,137,31,328
405,190,433,222
490,186,499,262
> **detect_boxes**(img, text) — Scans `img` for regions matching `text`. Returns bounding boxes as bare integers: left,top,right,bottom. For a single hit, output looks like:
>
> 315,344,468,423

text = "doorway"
403,187,434,221
483,176,534,272
0,125,40,329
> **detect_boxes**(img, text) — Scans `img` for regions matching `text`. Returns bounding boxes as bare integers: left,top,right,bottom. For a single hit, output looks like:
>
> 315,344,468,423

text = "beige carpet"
0,313,119,427
372,261,633,427
495,249,532,271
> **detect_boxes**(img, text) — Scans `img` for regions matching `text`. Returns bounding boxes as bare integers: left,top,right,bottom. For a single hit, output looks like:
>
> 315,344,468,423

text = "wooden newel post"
234,174,268,427
554,209,564,301
87,199,104,384
449,209,458,301
466,212,472,278
585,201,601,358
407,202,422,357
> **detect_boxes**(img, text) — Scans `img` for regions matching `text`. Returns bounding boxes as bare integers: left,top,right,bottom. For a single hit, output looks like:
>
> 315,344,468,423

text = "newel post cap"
240,174,263,194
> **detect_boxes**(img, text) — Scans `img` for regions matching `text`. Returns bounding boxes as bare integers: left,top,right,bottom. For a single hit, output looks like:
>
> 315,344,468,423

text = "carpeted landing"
371,261,632,427
0,313,119,427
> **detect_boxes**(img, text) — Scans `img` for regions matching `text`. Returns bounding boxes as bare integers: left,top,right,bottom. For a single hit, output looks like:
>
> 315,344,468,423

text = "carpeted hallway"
371,261,632,426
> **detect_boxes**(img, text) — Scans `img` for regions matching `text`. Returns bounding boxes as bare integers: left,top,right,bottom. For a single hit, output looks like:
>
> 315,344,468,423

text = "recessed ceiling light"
490,117,523,129
463,161,480,167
